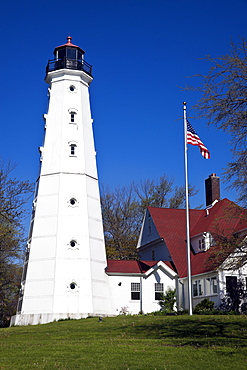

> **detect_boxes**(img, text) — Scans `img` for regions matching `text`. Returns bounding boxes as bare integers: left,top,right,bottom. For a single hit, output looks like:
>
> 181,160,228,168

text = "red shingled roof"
148,199,247,278
106,260,175,274
148,206,201,278
190,198,247,236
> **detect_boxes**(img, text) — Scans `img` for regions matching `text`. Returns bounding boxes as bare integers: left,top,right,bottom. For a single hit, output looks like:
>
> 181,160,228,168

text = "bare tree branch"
182,39,247,205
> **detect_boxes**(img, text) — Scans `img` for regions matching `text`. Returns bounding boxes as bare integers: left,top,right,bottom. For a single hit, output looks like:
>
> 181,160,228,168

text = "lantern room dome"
53,36,85,56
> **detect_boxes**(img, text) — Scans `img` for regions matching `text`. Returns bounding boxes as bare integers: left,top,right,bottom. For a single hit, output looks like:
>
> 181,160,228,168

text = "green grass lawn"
1,315,247,369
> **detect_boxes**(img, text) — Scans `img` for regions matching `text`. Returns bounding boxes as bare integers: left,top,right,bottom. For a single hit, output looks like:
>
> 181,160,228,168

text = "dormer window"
199,239,205,251
192,232,214,254
208,233,214,247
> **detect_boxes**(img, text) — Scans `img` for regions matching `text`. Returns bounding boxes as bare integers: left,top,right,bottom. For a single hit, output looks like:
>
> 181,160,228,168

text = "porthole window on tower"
69,85,75,92
69,198,77,206
70,282,76,290
70,240,77,248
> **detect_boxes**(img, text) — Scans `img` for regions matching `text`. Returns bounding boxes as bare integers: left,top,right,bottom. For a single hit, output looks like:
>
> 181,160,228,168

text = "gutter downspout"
140,276,143,314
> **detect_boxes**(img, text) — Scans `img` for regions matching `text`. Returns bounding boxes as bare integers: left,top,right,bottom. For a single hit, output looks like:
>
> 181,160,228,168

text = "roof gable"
146,207,202,276
137,209,161,248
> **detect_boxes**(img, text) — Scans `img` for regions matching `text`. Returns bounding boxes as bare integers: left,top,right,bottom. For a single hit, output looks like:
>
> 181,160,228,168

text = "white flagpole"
183,102,193,316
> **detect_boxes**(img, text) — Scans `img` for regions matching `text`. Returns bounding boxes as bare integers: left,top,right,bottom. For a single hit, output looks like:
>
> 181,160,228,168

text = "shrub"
159,287,176,313
193,298,214,314
177,309,189,315
220,278,247,313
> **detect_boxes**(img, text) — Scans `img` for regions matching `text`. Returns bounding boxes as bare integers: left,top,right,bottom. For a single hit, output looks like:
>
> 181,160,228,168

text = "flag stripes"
187,121,210,159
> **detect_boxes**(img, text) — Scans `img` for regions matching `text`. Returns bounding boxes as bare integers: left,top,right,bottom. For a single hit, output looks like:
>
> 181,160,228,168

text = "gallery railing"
46,57,92,77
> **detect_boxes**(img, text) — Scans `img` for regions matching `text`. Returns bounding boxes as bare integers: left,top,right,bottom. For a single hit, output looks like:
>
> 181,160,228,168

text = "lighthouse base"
10,312,114,326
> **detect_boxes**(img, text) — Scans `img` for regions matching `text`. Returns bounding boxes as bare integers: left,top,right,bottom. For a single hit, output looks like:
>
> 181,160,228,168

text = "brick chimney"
205,173,220,207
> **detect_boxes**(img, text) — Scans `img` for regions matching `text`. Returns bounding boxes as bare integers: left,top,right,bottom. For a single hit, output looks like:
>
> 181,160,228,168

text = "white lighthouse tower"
11,37,111,326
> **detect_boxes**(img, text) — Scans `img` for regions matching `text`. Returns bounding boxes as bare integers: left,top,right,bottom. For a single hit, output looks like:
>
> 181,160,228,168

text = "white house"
106,260,177,315
137,174,247,311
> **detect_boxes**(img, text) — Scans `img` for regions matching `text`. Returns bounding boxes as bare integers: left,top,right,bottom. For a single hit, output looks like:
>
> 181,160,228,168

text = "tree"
101,185,140,259
184,39,247,206
0,161,34,327
101,174,198,259
169,185,199,209
134,174,174,210
205,202,247,270
0,264,22,327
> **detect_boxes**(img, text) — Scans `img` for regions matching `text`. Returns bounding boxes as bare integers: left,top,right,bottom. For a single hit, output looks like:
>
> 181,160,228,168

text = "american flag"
187,121,210,159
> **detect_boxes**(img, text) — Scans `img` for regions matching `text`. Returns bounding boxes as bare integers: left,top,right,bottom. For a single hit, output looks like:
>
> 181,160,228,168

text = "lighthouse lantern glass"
67,47,76,60
56,47,83,61
57,48,66,60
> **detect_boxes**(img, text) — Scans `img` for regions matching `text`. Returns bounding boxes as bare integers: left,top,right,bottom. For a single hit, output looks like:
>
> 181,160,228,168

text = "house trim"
137,237,164,251
179,270,217,280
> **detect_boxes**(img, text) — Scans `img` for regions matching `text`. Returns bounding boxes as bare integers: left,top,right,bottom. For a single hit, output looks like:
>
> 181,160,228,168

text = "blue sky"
1,0,246,213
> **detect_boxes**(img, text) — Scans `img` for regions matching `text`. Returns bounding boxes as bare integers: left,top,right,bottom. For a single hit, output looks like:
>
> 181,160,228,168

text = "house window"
193,280,203,297
226,276,237,293
131,283,140,300
199,238,205,250
155,283,164,300
148,216,152,234
211,277,218,294
205,277,218,295
208,233,214,247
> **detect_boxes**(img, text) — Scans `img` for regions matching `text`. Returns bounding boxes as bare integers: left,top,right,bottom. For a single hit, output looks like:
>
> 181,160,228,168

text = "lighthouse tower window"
70,111,76,123
70,282,76,290
70,144,77,156
70,240,77,248
69,198,77,206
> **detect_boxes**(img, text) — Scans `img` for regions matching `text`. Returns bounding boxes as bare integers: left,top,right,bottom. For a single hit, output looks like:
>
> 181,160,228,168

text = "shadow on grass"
118,317,247,348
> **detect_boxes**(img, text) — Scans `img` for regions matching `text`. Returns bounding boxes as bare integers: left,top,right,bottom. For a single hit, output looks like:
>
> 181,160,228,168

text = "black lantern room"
46,36,92,77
